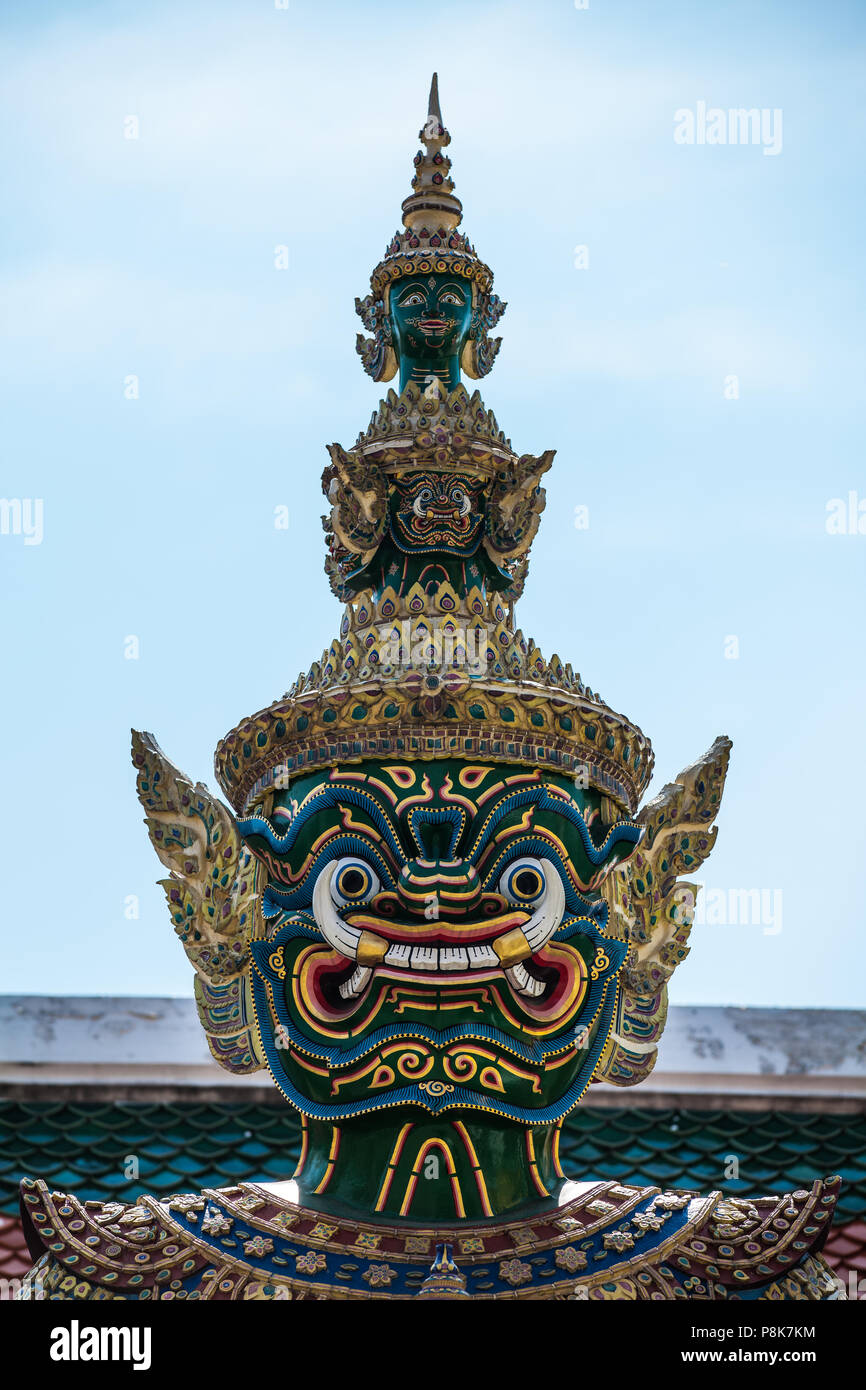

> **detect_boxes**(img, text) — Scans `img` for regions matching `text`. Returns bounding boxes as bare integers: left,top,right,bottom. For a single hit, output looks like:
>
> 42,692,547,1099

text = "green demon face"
241,760,641,1127
388,274,473,388
389,470,486,556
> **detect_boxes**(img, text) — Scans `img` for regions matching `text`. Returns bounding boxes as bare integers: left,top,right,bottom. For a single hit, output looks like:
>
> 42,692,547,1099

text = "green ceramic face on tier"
342,465,517,600
388,273,473,390
354,75,505,386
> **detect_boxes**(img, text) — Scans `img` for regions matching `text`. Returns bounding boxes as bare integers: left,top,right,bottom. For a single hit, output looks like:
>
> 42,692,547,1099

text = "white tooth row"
337,948,547,1002
505,963,546,998
383,942,501,972
338,942,499,997
339,965,372,1000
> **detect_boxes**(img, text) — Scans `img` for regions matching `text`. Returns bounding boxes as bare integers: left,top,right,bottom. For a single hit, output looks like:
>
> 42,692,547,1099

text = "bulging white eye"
440,291,463,305
499,858,547,907
413,487,433,517
400,291,424,307
329,858,380,907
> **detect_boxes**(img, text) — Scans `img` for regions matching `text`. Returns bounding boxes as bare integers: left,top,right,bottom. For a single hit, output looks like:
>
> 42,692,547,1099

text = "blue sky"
1,0,864,1007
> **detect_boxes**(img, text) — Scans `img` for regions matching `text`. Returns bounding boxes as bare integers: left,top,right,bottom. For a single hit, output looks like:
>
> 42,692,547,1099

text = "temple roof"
1,997,864,1293
2,1100,865,1292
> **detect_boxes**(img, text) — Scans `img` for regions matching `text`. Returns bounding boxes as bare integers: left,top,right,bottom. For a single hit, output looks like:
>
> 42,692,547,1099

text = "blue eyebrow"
238,785,406,865
464,784,641,867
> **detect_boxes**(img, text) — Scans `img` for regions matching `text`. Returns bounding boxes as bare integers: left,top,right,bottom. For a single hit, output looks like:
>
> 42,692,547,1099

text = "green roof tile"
1,1100,863,1224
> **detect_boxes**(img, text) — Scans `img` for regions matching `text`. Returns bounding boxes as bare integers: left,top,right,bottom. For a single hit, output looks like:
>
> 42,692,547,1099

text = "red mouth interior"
304,936,582,1027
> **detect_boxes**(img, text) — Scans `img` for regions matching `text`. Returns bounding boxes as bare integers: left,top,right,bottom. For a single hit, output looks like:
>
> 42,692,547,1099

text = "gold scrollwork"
331,1046,433,1095
443,1052,477,1083
268,948,286,981
443,1046,541,1095
590,948,610,981
479,1066,505,1093
395,1050,434,1080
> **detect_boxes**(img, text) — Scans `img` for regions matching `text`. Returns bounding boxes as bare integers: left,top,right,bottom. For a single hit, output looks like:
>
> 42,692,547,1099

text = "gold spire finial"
427,71,442,126
401,73,463,232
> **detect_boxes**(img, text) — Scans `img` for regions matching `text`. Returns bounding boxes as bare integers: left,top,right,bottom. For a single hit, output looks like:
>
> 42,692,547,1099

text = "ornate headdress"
214,78,654,822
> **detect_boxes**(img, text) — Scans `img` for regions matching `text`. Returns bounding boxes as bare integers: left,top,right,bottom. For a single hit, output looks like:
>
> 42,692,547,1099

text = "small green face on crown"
389,273,473,390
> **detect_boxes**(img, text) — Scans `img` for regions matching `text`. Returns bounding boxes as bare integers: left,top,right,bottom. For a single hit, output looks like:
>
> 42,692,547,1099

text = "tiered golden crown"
214,80,654,819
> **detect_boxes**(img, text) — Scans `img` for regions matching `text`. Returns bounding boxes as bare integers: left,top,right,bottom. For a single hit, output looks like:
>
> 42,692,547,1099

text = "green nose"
395,859,483,917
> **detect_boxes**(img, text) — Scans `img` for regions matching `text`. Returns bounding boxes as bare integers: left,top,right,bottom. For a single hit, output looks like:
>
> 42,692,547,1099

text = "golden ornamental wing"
596,734,732,1086
131,729,266,1074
